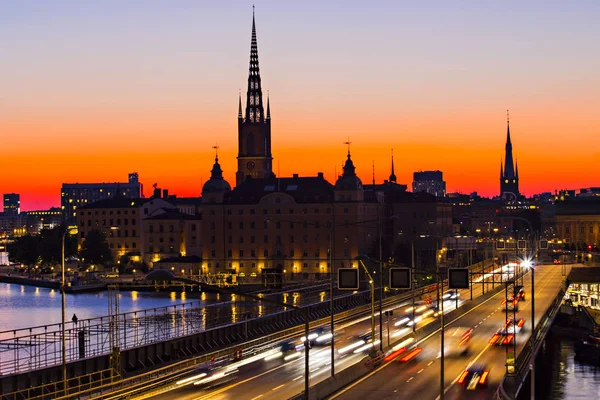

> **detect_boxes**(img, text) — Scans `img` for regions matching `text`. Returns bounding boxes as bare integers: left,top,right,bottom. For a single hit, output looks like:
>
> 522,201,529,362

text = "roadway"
142,262,515,400
332,264,569,400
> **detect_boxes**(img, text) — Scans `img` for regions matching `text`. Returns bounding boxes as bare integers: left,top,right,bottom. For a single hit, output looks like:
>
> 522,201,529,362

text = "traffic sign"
338,268,359,290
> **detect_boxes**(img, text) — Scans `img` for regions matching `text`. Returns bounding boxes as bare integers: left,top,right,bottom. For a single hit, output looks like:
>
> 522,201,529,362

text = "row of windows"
208,220,352,230
209,249,350,258
109,242,137,249
80,229,137,237
563,226,598,234
148,245,177,253
211,234,347,244
80,218,136,227
79,210,137,216
147,224,197,233
220,207,335,216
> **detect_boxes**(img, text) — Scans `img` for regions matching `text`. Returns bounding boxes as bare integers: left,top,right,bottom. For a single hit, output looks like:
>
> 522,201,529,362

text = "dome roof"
202,157,232,194
335,153,363,190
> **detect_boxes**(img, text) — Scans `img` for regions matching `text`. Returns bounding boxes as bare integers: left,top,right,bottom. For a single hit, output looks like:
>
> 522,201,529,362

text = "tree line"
7,226,112,273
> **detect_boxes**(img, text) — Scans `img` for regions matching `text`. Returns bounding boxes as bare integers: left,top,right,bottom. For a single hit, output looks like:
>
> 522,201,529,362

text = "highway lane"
144,263,508,400
332,265,569,400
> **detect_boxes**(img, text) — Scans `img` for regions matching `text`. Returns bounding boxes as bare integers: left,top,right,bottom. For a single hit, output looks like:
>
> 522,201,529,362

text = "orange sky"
1,2,599,211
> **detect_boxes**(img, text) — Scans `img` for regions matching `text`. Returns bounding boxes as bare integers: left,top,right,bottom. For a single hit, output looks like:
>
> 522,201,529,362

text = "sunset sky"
1,1,599,211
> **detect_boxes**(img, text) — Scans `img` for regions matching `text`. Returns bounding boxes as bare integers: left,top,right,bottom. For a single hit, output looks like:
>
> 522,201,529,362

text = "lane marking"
417,369,424,374
427,361,434,366
272,384,285,391
310,367,320,373
251,396,263,400
330,282,510,399
292,376,303,381
407,377,414,383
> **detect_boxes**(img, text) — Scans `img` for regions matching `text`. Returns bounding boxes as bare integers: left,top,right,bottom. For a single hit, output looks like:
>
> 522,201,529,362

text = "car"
176,366,238,388
443,326,472,357
489,320,520,346
458,363,490,390
514,285,526,301
502,297,519,311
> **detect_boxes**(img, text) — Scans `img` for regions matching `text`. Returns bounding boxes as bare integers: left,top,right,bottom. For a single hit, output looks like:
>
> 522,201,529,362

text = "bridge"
0,261,570,400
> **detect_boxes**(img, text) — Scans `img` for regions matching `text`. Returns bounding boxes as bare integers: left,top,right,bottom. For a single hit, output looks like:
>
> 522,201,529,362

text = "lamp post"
360,255,449,400
61,227,77,393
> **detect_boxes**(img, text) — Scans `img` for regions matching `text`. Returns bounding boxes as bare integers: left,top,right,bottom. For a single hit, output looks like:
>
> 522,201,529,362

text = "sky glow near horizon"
0,0,599,210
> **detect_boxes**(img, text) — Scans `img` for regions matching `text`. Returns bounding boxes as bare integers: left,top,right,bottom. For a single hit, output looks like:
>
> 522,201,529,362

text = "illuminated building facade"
62,172,143,225
3,193,20,216
412,170,446,198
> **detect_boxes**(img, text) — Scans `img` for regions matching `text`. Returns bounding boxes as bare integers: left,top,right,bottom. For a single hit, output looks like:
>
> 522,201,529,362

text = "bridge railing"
1,283,440,400
494,280,567,400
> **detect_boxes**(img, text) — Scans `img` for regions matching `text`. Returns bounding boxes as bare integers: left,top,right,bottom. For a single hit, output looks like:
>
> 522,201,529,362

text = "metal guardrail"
0,281,332,376
1,284,440,400
494,280,567,400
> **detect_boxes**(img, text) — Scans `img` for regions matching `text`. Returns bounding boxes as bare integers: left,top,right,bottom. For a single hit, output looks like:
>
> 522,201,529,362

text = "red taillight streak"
400,347,422,362
384,347,406,362
517,319,525,327
502,334,514,344
479,371,489,384
489,334,500,344
458,335,470,346
458,371,469,384
501,299,506,305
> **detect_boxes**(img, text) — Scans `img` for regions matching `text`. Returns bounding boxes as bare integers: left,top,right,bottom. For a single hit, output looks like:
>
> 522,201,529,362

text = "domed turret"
335,152,363,190
202,157,231,195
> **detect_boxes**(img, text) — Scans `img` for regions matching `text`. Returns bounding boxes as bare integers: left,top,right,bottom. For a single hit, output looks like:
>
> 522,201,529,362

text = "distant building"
500,116,519,200
62,172,143,225
553,197,600,248
413,170,446,198
578,188,600,197
3,194,20,216
23,207,62,233
76,195,174,263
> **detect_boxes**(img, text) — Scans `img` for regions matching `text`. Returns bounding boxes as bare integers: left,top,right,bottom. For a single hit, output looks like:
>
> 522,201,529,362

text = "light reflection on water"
545,337,600,400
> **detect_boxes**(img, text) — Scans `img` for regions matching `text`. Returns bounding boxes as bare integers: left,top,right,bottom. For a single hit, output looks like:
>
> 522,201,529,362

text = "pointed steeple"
515,159,519,179
389,148,397,183
245,6,264,123
266,93,271,120
500,160,504,178
503,110,515,179
203,145,231,194
238,91,243,119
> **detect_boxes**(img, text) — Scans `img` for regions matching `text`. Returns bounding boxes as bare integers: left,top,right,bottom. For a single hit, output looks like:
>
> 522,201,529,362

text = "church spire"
500,160,503,178
503,110,515,178
245,6,264,123
238,91,243,119
515,159,519,179
389,148,397,183
266,92,271,120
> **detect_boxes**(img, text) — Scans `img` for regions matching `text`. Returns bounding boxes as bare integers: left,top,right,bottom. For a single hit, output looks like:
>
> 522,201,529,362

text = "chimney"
162,189,169,199
153,188,161,198
317,172,324,179
293,174,299,179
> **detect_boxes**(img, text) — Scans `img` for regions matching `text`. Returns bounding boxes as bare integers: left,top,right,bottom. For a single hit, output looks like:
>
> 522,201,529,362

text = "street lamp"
61,226,78,393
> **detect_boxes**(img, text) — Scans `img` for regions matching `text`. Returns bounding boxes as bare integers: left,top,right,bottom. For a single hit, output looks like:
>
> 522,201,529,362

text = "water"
541,334,600,399
0,282,199,331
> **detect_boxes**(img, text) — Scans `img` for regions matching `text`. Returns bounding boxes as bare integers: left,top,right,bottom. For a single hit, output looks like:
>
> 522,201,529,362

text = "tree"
79,230,112,266
7,235,41,275
37,226,78,267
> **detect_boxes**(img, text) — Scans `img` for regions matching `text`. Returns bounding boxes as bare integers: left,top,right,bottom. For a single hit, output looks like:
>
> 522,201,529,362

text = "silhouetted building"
500,116,519,200
62,172,143,224
412,170,446,198
236,11,274,186
3,193,20,216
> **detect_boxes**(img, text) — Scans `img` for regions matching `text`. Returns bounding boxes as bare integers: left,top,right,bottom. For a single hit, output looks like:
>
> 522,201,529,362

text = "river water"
538,333,600,399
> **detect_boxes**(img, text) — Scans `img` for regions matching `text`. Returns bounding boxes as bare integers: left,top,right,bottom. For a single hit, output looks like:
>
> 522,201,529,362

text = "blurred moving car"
458,363,490,390
443,326,472,357
176,366,238,388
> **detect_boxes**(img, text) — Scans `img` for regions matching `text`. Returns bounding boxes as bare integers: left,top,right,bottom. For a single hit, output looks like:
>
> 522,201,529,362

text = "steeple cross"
212,144,220,158
344,138,352,155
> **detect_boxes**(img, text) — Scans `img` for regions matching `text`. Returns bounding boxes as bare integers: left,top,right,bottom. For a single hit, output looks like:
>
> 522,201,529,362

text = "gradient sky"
1,0,599,211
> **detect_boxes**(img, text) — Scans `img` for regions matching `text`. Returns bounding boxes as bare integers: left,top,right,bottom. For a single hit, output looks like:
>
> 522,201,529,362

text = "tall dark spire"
245,7,264,123
503,110,515,179
500,160,503,178
238,91,243,119
515,159,519,179
389,148,397,183
266,92,271,120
